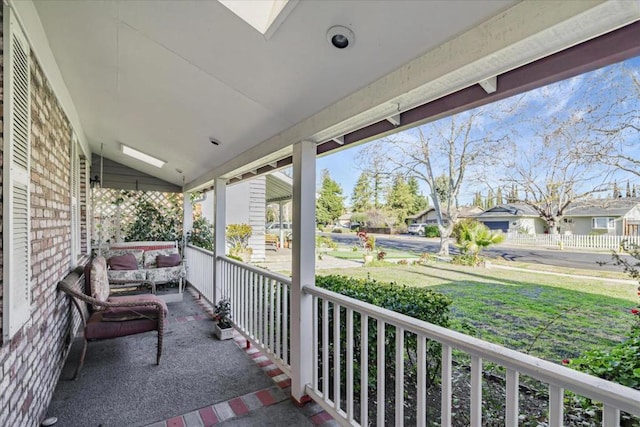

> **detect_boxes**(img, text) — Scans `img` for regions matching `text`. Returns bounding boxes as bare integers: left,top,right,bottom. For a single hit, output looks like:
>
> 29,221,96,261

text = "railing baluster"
258,274,264,344
548,385,564,427
602,404,620,427
333,303,341,412
276,281,282,359
471,355,482,427
395,327,404,426
249,271,254,340
346,308,354,422
269,278,275,353
417,335,426,427
283,285,289,365
312,295,318,390
360,313,369,427
505,369,519,427
377,319,385,426
441,344,452,427
322,299,329,401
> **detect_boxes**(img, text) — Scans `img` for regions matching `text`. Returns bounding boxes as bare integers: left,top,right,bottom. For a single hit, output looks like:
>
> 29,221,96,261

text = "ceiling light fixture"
327,25,355,50
121,143,166,168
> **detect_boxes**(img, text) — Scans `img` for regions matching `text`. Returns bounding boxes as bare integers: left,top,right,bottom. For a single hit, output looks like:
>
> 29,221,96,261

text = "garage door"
483,221,509,232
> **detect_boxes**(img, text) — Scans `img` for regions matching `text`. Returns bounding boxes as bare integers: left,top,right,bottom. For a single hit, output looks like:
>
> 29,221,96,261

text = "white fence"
184,245,215,303
304,286,640,427
218,256,292,377
506,233,640,250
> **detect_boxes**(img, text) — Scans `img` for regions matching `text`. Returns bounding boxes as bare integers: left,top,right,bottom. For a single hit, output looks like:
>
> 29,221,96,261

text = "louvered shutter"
70,134,80,264
3,11,31,341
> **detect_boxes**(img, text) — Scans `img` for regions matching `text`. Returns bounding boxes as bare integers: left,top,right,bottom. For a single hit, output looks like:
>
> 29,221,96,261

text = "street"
323,233,633,272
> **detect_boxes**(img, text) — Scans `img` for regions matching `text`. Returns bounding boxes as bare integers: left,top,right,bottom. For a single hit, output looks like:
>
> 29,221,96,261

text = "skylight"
121,144,166,168
218,0,294,36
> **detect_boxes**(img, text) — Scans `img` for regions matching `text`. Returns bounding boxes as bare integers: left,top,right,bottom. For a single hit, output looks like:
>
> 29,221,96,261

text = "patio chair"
58,256,167,379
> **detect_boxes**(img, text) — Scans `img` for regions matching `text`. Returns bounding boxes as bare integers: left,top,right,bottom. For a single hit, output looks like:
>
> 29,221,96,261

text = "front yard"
318,262,637,362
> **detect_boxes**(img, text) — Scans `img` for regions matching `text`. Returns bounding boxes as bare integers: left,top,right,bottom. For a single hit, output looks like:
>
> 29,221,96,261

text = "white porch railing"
506,233,640,250
184,245,215,303
185,253,640,426
304,286,640,427
218,256,292,378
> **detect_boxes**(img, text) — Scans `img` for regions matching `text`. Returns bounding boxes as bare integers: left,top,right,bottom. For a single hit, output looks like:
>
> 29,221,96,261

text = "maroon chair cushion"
107,253,138,270
156,253,181,268
85,316,159,340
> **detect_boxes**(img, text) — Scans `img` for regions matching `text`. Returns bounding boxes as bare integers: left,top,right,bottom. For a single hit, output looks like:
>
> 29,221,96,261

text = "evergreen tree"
626,180,632,198
473,192,483,207
495,187,503,205
434,175,451,206
486,188,495,209
633,185,638,198
350,172,373,213
316,169,345,226
507,184,519,203
386,174,414,224
612,181,621,198
408,176,428,214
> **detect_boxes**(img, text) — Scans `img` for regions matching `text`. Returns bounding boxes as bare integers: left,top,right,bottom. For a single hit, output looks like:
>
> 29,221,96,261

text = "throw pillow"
157,253,181,268
107,253,138,270
90,256,110,310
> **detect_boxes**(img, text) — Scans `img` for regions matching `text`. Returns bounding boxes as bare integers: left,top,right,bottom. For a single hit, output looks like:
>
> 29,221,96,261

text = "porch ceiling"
26,1,640,190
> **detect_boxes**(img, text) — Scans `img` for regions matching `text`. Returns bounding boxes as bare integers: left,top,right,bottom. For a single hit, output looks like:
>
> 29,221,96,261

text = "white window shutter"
70,134,80,264
3,10,31,342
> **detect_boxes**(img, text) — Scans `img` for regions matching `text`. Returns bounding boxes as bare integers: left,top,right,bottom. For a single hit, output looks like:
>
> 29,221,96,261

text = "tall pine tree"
316,169,345,226
350,172,373,213
408,176,428,214
386,174,413,224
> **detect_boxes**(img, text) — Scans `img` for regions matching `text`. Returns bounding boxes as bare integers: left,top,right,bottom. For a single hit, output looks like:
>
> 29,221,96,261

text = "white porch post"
213,178,227,304
182,192,193,248
291,140,316,403
278,200,284,248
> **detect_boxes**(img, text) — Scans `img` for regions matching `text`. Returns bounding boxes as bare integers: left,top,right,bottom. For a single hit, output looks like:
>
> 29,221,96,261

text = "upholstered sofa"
103,241,186,302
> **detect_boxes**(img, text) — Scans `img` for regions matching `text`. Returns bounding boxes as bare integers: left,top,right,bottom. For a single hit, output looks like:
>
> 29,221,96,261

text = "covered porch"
1,1,640,426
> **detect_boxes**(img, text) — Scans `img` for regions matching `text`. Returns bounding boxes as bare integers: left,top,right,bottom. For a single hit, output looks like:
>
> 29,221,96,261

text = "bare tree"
380,109,499,255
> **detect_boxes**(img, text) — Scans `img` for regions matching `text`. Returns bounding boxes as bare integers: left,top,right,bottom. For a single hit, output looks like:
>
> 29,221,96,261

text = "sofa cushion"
147,266,184,284
107,253,138,270
100,294,168,321
105,249,144,268
143,249,179,269
107,269,148,282
90,256,110,310
157,253,181,268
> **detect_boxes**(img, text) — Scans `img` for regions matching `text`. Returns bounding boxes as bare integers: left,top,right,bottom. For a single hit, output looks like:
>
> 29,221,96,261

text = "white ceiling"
28,1,640,190
31,0,517,186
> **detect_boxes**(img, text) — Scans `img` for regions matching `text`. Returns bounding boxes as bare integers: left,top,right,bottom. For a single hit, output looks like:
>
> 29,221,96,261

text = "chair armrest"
58,280,165,315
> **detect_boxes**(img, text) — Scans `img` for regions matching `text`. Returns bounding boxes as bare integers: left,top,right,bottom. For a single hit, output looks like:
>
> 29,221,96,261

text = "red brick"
266,368,283,377
310,411,334,425
166,416,185,427
199,406,218,426
228,397,249,416
257,360,273,367
276,378,291,389
255,389,276,406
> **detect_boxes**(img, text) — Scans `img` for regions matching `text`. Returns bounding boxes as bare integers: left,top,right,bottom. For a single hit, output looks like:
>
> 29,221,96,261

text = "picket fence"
505,233,640,250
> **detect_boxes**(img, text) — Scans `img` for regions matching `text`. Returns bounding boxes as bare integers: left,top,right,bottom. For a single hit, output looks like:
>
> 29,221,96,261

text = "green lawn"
327,248,419,260
318,262,638,362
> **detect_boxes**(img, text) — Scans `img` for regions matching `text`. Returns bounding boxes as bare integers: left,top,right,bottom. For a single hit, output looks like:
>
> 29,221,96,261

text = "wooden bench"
265,233,278,250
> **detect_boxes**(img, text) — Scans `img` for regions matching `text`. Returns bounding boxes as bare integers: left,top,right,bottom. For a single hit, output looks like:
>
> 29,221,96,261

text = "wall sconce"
89,175,101,188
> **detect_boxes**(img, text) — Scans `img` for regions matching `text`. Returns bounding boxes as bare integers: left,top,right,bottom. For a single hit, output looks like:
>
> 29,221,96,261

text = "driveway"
323,233,632,272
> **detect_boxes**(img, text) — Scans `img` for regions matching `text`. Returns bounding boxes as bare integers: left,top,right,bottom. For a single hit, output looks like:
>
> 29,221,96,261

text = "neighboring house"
562,198,640,236
476,198,640,235
337,212,352,228
406,206,483,225
475,203,546,234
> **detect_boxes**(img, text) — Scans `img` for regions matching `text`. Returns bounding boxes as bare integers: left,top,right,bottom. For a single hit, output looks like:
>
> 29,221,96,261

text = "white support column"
291,140,316,403
214,178,227,304
278,201,284,248
183,192,193,248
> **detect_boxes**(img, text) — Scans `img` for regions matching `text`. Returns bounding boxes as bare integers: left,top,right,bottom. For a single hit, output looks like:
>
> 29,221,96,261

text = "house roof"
265,172,293,203
19,2,640,191
564,198,640,217
476,203,540,218
407,205,483,220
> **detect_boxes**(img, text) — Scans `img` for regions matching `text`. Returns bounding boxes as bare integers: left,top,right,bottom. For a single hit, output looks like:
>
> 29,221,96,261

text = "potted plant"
358,231,375,264
213,298,234,340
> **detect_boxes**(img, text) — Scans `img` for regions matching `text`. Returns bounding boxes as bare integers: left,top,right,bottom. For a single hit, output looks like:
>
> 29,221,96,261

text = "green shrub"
226,223,252,255
424,224,440,238
331,228,343,233
316,235,337,250
316,274,452,406
187,214,214,251
451,254,477,266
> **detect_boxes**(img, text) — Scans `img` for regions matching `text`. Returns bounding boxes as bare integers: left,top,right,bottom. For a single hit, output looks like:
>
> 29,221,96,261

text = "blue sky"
316,55,640,207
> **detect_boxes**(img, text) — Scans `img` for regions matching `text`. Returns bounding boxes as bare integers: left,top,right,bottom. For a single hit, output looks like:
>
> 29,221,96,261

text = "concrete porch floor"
46,287,334,427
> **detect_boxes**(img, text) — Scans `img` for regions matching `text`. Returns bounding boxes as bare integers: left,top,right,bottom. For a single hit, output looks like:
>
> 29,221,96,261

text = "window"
592,217,615,230
3,10,31,342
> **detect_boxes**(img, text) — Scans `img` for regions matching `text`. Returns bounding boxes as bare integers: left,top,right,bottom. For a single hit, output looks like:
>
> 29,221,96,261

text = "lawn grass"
318,262,638,362
328,248,419,260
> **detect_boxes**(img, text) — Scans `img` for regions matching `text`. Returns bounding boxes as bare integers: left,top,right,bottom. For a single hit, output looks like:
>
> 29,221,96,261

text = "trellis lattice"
91,188,183,248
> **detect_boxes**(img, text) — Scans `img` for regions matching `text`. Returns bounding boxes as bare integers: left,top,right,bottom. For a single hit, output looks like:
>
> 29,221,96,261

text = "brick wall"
0,7,85,424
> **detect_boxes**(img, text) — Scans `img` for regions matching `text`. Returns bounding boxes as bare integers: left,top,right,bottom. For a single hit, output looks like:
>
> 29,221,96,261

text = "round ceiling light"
327,25,355,50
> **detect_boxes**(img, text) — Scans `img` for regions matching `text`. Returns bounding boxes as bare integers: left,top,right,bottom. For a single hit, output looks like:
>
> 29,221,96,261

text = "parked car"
266,222,292,234
408,223,427,235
